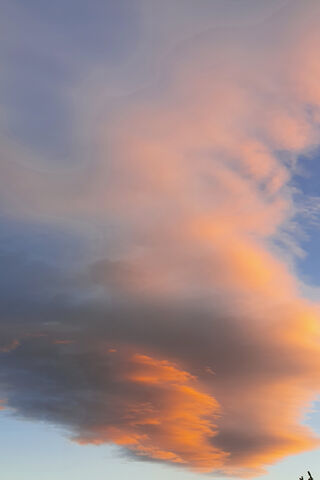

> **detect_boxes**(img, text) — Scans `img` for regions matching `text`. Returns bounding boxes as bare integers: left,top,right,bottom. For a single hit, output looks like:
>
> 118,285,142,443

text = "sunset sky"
1,1,320,479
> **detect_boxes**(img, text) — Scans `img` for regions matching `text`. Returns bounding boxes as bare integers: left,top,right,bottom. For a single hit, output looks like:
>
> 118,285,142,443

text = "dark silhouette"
300,471,314,480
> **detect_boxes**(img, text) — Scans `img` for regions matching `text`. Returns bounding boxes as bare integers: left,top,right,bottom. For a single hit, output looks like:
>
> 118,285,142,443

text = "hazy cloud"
1,0,320,477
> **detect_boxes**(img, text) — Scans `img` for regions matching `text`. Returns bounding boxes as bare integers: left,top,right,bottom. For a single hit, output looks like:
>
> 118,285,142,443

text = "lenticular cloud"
1,1,320,477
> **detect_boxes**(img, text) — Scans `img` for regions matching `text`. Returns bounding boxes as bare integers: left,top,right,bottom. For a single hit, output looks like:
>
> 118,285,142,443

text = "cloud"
1,294,320,476
1,0,320,477
0,339,20,353
74,352,227,471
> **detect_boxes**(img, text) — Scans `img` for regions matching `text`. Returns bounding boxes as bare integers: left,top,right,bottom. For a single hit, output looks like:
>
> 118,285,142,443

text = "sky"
1,0,320,479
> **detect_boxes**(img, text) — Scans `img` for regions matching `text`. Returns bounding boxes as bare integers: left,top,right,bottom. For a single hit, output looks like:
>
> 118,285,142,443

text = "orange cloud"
1,1,320,478
0,339,20,353
66,7,320,473
53,339,75,345
75,352,227,471
66,335,320,477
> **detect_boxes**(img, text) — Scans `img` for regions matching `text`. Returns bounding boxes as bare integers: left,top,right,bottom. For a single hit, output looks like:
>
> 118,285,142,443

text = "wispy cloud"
1,0,320,477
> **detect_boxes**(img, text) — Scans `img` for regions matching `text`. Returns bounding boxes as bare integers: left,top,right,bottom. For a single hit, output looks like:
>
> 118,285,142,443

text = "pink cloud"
1,1,320,477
